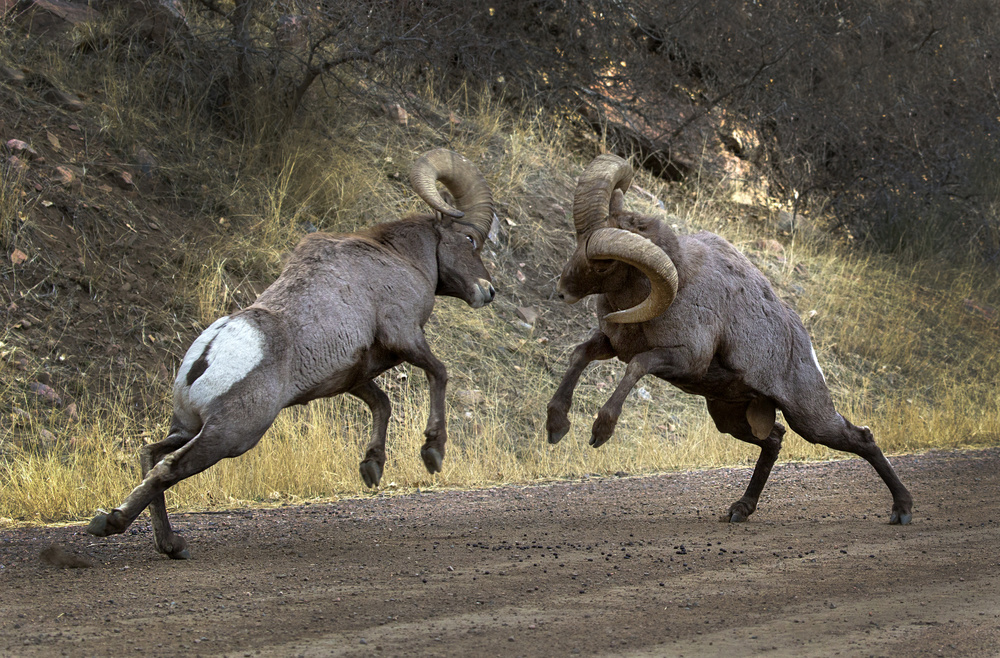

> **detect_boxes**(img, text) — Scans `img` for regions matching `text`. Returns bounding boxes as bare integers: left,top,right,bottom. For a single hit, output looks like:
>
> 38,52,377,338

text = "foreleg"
397,333,450,475
590,347,679,448
352,380,392,488
546,331,615,444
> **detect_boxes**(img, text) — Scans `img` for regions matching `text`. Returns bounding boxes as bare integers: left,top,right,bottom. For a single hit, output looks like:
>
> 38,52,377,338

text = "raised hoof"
588,432,612,449
421,446,443,474
547,426,568,445
889,510,912,525
546,408,570,445
359,460,383,488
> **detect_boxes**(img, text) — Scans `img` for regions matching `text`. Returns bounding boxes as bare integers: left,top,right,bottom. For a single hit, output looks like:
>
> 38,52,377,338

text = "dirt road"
3,448,999,657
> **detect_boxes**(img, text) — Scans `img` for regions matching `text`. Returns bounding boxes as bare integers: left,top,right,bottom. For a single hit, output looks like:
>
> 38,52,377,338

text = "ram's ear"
609,188,626,215
610,210,652,236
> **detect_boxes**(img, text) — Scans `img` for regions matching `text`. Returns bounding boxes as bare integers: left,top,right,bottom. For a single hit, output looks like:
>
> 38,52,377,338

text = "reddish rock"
29,381,62,406
6,139,38,158
384,103,408,126
54,165,75,186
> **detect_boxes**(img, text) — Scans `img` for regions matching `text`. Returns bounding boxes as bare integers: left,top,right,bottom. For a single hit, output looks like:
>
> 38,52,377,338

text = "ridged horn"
572,154,634,238
586,227,679,323
410,149,495,243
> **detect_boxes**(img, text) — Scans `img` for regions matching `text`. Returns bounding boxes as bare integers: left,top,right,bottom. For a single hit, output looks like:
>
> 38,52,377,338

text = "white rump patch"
175,315,265,413
810,342,826,383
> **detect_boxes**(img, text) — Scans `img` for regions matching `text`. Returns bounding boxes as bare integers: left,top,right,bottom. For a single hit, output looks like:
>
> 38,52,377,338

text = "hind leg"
141,430,195,558
88,420,271,557
352,381,392,488
706,399,785,522
781,398,912,524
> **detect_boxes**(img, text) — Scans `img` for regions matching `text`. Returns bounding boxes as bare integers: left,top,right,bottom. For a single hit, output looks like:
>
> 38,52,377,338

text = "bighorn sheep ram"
547,154,912,525
87,149,497,558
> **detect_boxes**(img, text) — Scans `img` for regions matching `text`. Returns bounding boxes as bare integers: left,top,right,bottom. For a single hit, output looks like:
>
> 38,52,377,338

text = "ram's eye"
467,235,477,248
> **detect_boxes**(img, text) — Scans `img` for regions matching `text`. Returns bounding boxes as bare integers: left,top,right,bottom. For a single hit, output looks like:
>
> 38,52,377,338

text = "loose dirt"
3,448,1000,657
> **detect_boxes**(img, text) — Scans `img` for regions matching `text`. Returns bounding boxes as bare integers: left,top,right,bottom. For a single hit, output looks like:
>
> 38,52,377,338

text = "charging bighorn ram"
547,154,912,525
87,149,497,558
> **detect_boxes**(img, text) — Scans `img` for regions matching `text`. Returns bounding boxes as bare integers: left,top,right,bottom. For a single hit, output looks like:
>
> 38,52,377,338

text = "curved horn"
586,227,679,323
572,154,634,238
410,149,495,243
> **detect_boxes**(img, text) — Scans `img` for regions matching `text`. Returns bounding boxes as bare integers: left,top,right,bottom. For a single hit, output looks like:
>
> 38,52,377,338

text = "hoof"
421,446,443,474
729,510,748,523
158,535,191,560
890,510,912,525
547,427,568,445
589,432,611,449
86,513,109,537
359,460,383,488
86,512,120,537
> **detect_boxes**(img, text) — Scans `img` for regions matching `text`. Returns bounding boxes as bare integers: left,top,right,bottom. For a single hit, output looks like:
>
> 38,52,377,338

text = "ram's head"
556,154,678,323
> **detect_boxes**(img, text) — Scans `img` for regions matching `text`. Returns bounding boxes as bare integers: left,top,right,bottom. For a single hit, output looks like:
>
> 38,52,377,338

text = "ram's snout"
556,279,580,304
470,278,496,308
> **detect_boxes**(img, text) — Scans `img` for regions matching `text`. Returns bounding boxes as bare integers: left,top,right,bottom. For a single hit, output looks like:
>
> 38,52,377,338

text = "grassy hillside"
1,12,999,525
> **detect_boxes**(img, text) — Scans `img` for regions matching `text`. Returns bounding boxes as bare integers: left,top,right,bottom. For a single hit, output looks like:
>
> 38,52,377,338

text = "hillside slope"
2,10,999,524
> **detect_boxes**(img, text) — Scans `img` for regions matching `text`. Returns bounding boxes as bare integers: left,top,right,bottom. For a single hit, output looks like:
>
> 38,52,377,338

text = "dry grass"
3,21,1000,527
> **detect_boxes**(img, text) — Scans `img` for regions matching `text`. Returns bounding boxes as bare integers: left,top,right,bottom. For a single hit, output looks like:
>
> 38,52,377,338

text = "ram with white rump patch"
547,154,912,525
87,149,497,558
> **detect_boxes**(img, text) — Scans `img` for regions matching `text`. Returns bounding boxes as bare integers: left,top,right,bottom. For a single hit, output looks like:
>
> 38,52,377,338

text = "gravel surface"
3,448,1000,657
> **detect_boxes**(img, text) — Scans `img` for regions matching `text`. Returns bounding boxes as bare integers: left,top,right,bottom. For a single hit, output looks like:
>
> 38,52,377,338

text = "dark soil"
3,448,1000,657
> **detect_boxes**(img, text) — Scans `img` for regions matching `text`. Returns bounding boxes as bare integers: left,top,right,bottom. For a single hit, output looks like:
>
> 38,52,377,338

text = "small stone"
384,103,408,126
65,402,79,421
38,428,56,443
516,306,539,326
7,155,27,173
113,170,135,189
10,248,28,265
54,165,75,186
29,381,62,406
6,139,38,158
